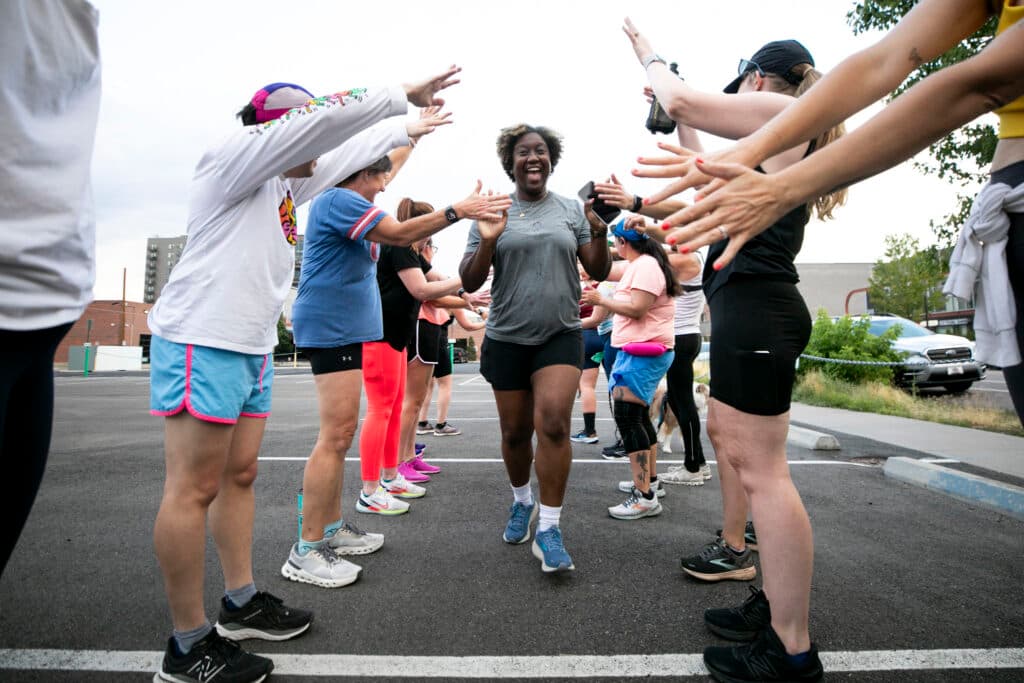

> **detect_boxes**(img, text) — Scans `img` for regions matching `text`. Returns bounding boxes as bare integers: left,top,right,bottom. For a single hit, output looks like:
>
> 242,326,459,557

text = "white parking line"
258,457,881,467
2,647,1022,677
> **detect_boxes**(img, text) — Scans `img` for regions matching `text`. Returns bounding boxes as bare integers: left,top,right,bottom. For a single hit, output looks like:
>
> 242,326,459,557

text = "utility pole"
120,267,127,345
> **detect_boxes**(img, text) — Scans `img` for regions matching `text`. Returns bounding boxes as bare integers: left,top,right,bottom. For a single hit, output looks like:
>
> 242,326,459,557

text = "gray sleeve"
571,201,592,246
465,221,482,255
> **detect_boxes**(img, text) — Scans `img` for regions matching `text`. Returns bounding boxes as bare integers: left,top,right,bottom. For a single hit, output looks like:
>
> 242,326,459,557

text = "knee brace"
613,400,654,453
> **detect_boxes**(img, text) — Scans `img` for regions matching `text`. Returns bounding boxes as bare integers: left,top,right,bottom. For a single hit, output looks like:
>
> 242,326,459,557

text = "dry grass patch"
793,370,1023,437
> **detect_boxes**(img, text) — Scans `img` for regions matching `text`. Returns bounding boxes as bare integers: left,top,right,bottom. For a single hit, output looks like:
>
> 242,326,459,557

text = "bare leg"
418,377,435,424
492,389,535,487
712,399,813,655
154,413,234,631
300,370,362,534
436,374,453,424
399,359,434,464
531,365,581,506
707,398,749,551
209,416,265,590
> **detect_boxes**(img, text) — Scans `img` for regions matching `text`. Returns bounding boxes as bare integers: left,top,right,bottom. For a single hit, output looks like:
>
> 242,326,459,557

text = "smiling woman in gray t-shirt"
460,123,610,575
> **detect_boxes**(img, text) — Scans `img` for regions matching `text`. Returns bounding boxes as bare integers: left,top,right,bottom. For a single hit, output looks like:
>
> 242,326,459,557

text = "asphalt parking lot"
0,365,1021,681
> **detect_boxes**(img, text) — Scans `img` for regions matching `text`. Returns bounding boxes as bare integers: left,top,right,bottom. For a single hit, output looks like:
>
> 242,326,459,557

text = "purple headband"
251,82,315,123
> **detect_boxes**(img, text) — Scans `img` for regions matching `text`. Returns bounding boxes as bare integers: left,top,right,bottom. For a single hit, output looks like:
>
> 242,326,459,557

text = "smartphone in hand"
578,181,621,226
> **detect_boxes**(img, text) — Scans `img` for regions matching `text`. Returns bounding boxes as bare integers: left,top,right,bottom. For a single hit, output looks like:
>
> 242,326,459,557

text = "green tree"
275,316,294,358
868,234,947,319
847,2,998,246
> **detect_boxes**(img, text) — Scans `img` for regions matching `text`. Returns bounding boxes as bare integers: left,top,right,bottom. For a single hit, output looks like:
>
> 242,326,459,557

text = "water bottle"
645,62,680,135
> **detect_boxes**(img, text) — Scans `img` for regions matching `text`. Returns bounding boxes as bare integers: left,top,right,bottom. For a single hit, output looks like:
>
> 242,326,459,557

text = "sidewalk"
790,402,1024,520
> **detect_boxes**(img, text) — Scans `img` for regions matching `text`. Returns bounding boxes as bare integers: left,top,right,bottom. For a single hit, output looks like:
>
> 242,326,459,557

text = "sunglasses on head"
737,58,765,78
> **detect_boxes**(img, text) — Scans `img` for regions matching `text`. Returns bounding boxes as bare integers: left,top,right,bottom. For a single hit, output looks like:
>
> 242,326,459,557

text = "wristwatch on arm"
445,206,459,224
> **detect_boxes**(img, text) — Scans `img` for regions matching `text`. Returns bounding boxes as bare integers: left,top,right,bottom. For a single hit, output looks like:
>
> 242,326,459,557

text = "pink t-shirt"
610,254,675,348
419,299,451,326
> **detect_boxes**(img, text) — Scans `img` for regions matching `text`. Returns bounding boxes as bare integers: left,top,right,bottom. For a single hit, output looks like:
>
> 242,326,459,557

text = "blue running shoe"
502,501,537,544
532,526,575,573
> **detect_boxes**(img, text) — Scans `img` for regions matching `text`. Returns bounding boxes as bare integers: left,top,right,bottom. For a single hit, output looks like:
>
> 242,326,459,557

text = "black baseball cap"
723,39,814,93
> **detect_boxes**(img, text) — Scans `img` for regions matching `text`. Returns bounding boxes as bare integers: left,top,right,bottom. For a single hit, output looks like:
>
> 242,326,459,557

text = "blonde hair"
759,64,847,220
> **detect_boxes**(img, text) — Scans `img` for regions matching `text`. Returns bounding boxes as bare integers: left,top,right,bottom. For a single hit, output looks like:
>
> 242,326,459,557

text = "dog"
651,379,709,453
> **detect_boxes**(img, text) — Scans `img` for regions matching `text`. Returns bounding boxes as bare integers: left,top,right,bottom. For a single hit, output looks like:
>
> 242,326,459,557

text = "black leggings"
0,323,71,579
664,332,705,471
992,160,1024,428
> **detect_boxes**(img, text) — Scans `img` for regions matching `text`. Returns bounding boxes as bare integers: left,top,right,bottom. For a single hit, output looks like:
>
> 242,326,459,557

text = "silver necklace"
513,192,548,218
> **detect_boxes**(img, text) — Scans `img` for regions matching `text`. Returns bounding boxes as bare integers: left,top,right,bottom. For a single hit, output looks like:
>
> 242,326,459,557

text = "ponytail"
396,197,435,221
764,63,847,221
633,240,682,298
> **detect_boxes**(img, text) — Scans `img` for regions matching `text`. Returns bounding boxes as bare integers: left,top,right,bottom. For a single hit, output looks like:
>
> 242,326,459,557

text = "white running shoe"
700,464,713,480
608,489,663,520
356,487,410,515
326,520,384,555
617,478,666,498
661,465,706,486
381,472,426,499
280,543,361,588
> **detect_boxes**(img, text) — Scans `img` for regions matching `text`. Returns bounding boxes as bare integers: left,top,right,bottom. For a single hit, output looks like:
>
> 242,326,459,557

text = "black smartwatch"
457,287,466,297
444,206,459,224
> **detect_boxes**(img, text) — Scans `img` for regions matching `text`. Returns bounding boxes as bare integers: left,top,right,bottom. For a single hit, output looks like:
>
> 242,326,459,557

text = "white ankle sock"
537,504,561,532
511,482,533,506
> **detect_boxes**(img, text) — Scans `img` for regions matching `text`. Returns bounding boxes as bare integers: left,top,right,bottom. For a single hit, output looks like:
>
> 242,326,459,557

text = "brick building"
55,299,152,364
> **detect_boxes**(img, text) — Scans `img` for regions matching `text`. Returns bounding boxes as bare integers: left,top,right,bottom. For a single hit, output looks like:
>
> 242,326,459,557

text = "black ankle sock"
640,488,655,500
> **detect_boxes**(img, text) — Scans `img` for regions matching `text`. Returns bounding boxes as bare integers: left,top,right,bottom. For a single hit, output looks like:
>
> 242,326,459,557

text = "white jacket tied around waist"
942,180,1024,368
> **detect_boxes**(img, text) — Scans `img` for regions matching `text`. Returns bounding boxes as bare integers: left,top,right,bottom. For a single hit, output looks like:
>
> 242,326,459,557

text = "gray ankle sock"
224,582,257,610
173,622,212,655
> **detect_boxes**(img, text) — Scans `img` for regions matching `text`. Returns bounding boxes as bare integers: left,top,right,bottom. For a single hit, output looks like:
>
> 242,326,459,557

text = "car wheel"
943,382,972,395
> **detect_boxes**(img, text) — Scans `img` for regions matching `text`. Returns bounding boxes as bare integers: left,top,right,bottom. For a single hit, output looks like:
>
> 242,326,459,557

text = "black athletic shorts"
435,340,453,378
408,319,444,364
582,328,604,370
302,343,363,375
708,277,811,416
480,329,583,391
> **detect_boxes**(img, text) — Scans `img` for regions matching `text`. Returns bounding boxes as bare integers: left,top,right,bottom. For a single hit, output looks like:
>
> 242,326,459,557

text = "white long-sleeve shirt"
148,86,409,355
0,0,102,331
943,179,1024,368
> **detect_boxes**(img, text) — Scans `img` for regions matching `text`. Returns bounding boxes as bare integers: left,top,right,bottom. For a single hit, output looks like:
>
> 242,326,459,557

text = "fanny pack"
622,341,669,357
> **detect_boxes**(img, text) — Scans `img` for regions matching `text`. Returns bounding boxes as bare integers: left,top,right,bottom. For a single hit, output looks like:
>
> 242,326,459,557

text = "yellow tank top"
995,1,1024,138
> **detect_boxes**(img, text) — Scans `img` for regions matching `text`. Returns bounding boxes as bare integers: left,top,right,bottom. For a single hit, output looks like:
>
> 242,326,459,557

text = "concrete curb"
883,456,1024,521
787,426,841,450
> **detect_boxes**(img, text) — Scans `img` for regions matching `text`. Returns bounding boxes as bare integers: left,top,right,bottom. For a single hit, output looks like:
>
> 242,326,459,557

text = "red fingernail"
679,246,690,254
696,157,705,164
642,198,650,205
713,262,723,271
661,221,671,230
667,236,677,245
695,194,703,202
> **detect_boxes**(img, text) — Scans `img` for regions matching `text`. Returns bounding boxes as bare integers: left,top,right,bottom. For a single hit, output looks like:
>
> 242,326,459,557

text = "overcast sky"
87,0,971,301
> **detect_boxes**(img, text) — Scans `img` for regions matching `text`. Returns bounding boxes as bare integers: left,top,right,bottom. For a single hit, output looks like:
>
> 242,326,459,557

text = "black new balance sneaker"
601,439,627,460
681,538,756,582
215,591,313,642
155,630,272,682
704,626,823,682
705,586,771,641
716,520,758,551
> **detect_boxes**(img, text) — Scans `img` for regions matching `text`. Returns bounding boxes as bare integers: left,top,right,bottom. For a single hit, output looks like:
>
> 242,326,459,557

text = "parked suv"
864,314,985,393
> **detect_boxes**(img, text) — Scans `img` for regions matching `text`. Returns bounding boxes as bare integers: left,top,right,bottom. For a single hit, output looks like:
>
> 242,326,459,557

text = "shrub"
798,311,904,384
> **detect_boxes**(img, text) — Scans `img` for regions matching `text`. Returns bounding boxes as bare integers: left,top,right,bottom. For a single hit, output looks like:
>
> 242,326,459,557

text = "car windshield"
868,317,933,338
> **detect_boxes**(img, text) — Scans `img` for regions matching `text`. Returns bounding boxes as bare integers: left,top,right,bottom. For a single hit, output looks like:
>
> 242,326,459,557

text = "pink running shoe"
410,453,441,474
397,460,430,483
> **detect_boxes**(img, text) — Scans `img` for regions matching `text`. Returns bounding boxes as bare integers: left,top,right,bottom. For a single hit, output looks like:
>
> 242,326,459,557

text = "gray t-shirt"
465,192,591,344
